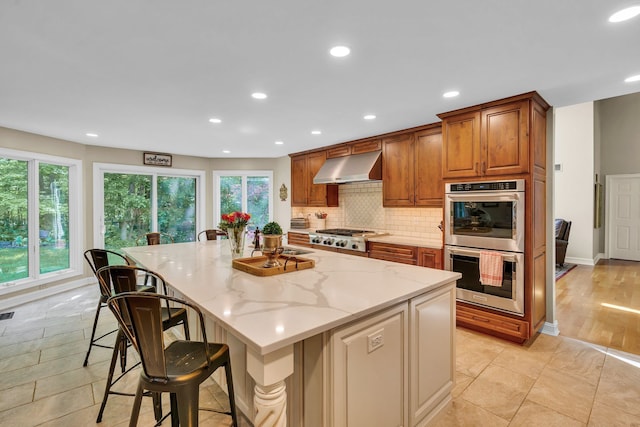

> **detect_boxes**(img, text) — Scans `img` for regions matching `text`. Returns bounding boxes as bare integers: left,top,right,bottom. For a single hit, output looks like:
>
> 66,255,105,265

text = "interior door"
607,174,640,261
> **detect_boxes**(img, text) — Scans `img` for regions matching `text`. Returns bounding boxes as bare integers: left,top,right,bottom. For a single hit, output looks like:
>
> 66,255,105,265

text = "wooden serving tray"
232,255,315,276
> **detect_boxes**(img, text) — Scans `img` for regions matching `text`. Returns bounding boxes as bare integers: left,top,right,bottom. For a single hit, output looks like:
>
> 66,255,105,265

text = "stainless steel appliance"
444,245,524,315
309,229,387,253
444,179,526,316
445,179,525,252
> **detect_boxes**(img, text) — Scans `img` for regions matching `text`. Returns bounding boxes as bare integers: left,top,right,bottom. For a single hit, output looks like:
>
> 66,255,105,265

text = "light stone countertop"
123,241,459,356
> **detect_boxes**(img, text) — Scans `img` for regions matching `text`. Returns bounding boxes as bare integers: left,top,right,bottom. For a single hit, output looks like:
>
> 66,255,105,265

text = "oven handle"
446,246,520,263
445,192,522,203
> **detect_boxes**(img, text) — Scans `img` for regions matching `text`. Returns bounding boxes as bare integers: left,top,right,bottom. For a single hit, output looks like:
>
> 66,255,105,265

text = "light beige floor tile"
527,365,597,423
588,401,640,426
592,351,640,417
0,382,35,412
452,372,474,398
526,332,564,353
455,330,506,378
0,385,94,427
0,350,40,373
546,337,606,386
0,329,84,359
461,364,535,421
39,337,109,363
490,345,554,380
430,398,509,427
0,327,44,346
44,318,94,337
0,351,85,391
34,360,112,400
510,399,586,426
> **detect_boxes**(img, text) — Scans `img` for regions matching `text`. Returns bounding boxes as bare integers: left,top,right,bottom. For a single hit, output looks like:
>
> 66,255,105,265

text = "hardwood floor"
556,259,640,355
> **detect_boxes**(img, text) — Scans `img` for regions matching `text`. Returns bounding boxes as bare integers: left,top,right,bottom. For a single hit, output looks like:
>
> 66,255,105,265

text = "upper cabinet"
290,151,338,207
382,125,442,207
326,139,382,159
439,93,547,179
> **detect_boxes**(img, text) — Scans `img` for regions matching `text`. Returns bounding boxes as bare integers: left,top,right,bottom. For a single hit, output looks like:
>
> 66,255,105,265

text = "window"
0,149,82,290
94,164,204,250
214,171,273,230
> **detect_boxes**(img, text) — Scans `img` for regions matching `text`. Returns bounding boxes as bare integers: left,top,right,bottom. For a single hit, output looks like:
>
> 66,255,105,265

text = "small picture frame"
143,152,172,167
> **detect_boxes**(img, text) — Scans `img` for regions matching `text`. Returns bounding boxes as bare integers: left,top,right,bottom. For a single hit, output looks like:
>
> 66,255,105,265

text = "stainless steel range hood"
313,150,382,184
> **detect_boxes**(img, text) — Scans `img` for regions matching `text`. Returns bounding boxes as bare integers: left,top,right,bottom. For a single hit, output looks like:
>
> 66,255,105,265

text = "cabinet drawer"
369,242,418,265
326,145,351,158
456,303,529,342
287,232,311,247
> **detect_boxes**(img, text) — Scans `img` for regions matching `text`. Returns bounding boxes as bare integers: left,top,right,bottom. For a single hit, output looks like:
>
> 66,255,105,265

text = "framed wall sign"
143,152,172,167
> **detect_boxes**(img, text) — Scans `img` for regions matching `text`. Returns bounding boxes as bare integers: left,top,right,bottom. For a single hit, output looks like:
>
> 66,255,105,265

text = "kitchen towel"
479,251,503,287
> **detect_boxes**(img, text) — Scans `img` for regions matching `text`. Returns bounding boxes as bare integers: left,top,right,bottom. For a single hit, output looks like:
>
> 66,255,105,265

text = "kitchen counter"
123,241,459,426
368,234,443,249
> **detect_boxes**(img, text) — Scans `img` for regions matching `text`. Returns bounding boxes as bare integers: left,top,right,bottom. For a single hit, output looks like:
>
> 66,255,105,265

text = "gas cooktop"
316,228,376,236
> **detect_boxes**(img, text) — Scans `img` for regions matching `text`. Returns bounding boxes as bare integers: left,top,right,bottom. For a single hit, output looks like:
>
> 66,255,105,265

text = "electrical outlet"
367,329,384,353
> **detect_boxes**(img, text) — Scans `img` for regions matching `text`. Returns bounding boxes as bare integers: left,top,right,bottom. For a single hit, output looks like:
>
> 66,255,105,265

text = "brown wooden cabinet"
368,241,418,265
382,125,443,207
290,151,338,207
440,99,530,179
287,232,312,247
326,139,381,159
417,247,442,270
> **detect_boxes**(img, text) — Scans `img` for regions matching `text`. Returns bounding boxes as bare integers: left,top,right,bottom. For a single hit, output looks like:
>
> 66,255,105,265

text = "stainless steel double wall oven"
444,179,526,315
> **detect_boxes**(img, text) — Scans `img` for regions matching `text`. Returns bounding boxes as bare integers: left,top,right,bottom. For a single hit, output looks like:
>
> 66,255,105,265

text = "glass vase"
228,226,246,259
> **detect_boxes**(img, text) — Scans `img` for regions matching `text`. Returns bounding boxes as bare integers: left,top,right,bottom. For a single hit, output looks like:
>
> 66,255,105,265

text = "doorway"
606,173,640,261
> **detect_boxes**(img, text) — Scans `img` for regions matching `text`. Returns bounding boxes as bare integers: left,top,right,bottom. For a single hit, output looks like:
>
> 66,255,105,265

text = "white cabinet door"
330,303,408,427
409,285,455,426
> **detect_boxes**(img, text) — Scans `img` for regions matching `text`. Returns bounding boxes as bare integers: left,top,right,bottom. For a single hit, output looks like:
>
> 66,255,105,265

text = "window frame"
213,170,274,228
0,148,83,294
93,163,206,248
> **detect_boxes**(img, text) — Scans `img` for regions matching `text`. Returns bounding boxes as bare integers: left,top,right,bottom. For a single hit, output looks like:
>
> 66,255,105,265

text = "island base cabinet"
410,285,455,427
329,304,409,427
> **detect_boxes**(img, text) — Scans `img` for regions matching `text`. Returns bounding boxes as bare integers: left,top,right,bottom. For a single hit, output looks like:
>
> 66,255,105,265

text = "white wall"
554,102,597,265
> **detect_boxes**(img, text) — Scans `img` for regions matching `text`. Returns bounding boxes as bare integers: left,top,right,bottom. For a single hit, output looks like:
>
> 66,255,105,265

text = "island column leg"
247,344,294,427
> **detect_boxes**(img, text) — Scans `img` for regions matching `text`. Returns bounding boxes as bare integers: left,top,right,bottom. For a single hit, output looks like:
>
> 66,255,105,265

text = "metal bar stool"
197,229,227,241
107,292,238,427
94,265,190,423
83,249,135,367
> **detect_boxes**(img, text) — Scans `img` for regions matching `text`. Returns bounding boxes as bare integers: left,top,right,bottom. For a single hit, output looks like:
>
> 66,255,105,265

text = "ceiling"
1,1,639,158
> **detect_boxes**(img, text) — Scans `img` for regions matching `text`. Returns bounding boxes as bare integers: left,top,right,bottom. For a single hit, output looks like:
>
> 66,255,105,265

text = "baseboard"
565,256,595,266
541,321,560,336
0,277,92,311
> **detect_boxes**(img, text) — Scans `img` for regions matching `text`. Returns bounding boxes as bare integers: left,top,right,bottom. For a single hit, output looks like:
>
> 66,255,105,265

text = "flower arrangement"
219,211,251,230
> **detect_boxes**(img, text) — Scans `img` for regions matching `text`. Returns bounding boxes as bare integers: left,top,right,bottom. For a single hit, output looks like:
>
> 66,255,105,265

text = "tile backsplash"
291,182,443,241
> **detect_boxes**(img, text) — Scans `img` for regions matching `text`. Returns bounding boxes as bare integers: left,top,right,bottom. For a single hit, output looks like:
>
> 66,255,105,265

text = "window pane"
158,176,196,242
220,176,242,215
103,173,152,250
39,163,70,274
0,158,29,284
247,176,269,229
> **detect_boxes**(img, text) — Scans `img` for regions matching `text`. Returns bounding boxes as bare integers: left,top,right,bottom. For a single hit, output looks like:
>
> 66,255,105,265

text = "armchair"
555,219,572,267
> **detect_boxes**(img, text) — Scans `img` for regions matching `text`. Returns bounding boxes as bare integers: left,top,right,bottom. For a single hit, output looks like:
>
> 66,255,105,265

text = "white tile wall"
291,182,443,241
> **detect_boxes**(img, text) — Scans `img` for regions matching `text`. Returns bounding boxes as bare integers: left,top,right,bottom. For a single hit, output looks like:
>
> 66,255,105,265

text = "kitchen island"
123,240,460,427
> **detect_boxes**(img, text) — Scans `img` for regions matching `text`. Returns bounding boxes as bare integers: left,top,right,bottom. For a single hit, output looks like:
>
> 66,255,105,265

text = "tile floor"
1,285,640,426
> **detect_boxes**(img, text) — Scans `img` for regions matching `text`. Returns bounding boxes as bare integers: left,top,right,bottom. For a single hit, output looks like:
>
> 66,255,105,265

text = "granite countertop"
123,241,459,356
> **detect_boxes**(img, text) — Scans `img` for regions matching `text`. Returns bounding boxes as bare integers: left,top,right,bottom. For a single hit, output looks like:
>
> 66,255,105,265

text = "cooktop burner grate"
316,228,373,236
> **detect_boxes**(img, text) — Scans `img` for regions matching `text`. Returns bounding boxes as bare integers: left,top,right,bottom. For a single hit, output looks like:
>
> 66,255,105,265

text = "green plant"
262,221,282,235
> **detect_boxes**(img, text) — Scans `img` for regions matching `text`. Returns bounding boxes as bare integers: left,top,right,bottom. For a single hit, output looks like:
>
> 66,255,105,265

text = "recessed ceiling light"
222,150,231,154
251,92,267,99
364,114,376,120
275,140,284,145
443,91,460,98
624,74,640,83
311,130,322,135
86,133,98,137
209,118,222,123
330,45,351,57
609,6,640,22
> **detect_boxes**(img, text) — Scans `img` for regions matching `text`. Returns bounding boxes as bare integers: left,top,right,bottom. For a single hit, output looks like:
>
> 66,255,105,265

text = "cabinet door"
410,286,455,426
415,128,443,207
481,100,529,176
331,304,408,427
418,247,442,270
351,139,381,154
382,133,415,206
369,241,418,265
442,110,481,179
326,145,351,158
306,151,329,206
291,155,307,206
